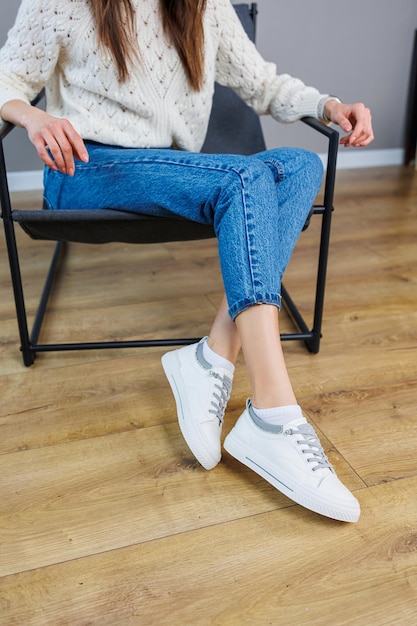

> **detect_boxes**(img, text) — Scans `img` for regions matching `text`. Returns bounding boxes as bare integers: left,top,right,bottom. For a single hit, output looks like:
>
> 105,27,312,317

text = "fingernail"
68,168,74,176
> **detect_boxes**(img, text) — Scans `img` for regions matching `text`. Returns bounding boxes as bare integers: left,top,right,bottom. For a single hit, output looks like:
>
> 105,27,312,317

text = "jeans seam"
262,158,285,183
78,153,247,173
233,167,257,304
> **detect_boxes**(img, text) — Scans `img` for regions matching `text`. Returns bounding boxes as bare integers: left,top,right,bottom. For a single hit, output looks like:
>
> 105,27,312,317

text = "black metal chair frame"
0,4,339,367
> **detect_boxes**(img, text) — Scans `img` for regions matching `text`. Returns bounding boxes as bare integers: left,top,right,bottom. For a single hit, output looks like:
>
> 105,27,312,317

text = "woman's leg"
208,297,296,406
207,295,241,363
207,146,322,407
203,150,360,522
234,303,297,407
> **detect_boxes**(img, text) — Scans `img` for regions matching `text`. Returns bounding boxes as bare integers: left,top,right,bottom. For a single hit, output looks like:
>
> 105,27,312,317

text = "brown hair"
89,0,207,90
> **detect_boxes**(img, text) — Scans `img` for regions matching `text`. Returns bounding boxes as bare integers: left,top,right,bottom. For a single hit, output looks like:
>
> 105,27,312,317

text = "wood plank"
0,477,416,625
0,412,364,577
0,350,248,453
305,380,417,486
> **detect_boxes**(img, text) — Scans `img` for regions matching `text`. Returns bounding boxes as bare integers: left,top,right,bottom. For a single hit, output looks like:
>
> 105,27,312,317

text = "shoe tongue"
211,366,234,383
285,416,308,429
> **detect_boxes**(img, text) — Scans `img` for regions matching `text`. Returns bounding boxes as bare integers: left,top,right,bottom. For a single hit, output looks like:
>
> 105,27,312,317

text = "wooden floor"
0,166,416,625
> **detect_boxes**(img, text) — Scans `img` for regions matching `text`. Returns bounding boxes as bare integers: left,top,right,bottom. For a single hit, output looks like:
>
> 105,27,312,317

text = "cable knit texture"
0,0,328,151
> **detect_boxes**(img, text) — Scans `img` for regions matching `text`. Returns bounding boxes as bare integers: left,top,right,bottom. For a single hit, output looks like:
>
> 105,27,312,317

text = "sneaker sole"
161,350,221,470
224,431,360,523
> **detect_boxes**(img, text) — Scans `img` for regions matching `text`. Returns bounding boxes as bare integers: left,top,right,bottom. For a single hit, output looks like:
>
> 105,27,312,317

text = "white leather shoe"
224,399,360,522
162,338,233,470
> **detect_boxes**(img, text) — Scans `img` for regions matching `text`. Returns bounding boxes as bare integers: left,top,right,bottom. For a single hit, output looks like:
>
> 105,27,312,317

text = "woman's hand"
324,100,374,147
1,100,88,175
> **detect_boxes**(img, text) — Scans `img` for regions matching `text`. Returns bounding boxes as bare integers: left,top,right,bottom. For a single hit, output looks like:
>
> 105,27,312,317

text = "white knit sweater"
0,0,329,151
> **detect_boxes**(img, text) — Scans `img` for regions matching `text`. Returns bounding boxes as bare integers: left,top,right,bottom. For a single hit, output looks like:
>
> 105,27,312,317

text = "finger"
55,134,77,175
62,124,89,164
55,122,89,175
339,126,374,147
347,131,367,147
357,132,374,147
334,112,353,133
39,119,85,175
53,123,82,174
341,132,367,147
349,108,373,144
34,139,59,170
344,119,372,147
40,129,72,174
348,123,373,146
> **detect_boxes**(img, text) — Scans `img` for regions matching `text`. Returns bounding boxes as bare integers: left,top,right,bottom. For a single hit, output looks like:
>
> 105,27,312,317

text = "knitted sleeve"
0,0,60,112
213,0,327,122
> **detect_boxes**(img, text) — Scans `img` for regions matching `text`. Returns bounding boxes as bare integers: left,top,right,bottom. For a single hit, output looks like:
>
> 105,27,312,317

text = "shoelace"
208,371,233,425
286,423,334,472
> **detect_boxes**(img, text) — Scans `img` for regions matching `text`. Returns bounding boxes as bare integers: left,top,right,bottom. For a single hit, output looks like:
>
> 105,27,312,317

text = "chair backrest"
202,4,266,155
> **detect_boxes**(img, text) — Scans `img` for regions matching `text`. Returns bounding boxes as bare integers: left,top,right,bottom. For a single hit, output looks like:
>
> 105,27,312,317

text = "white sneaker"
161,338,233,470
224,399,360,522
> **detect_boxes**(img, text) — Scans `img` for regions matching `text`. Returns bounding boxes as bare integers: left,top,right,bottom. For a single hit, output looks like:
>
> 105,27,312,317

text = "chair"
0,3,339,367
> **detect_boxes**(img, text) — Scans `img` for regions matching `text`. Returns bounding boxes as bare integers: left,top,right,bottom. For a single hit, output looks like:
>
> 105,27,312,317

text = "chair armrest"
301,116,338,138
300,116,339,169
0,119,14,142
301,116,339,206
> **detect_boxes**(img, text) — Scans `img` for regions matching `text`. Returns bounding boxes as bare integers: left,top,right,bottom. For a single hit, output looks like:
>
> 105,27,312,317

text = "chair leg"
305,204,333,354
2,213,34,366
280,201,333,354
30,241,65,347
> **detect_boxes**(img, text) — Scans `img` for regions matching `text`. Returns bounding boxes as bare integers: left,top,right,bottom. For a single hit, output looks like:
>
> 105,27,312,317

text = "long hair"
160,0,207,91
89,0,207,90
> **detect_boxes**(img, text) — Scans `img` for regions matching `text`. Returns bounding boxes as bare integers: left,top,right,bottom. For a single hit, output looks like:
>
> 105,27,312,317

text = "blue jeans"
43,145,323,319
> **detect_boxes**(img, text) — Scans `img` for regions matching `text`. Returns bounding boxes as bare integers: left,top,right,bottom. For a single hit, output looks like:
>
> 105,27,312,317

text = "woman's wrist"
1,99,35,128
317,96,341,122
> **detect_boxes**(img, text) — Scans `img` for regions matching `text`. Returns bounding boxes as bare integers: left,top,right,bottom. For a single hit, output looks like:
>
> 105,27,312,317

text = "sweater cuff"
317,95,342,122
269,89,326,123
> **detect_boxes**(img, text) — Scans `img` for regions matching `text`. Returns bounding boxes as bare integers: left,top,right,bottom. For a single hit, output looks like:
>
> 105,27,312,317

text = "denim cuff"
228,293,282,320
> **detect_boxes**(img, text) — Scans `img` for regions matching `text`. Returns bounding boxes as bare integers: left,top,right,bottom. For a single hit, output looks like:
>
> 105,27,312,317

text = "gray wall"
256,0,417,153
1,0,417,172
1,0,43,171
